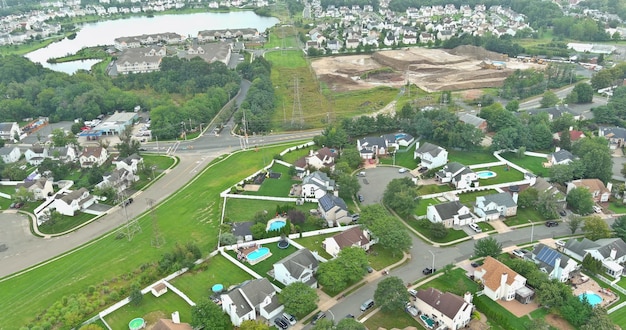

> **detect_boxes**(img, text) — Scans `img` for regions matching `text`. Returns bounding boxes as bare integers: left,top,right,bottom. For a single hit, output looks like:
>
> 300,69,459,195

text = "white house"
24,144,48,166
566,179,611,203
294,147,338,175
382,132,415,150
563,238,626,278
0,146,21,163
0,122,21,142
413,142,448,169
318,194,350,227
426,201,473,227
16,177,54,200
301,171,335,199
79,146,109,168
546,148,576,167
322,226,376,257
530,244,579,282
115,153,143,174
436,162,478,189
51,188,96,216
474,256,534,303
414,288,474,330
97,168,138,193
474,192,518,221
49,145,77,163
357,136,387,159
221,278,283,327
272,249,319,288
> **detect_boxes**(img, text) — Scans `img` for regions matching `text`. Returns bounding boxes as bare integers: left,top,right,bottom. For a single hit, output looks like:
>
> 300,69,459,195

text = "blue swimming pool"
579,292,603,306
419,314,435,329
476,170,497,179
247,247,270,262
267,220,286,231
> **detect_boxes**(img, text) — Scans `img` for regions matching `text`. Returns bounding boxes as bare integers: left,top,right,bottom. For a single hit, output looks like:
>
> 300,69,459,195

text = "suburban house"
458,113,487,132
221,278,283,327
322,226,376,257
426,201,473,227
115,153,143,174
79,146,109,168
436,162,478,189
317,194,350,226
0,122,21,141
0,146,21,163
272,248,319,288
51,188,97,216
530,243,579,282
474,192,518,221
116,46,166,74
566,179,611,203
97,168,138,193
301,171,335,199
357,136,387,159
153,316,192,330
598,126,626,148
16,177,54,200
413,288,474,330
24,144,48,166
563,238,626,278
294,147,338,175
474,256,534,303
413,142,448,169
49,145,77,163
546,148,576,167
554,130,585,143
382,132,415,149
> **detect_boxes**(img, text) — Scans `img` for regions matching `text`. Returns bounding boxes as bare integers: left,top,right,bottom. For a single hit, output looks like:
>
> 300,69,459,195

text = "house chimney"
464,291,473,304
415,141,420,150
171,311,180,324
554,257,562,281
607,182,613,192
555,146,561,152
500,272,508,298
512,192,518,204
569,126,574,131
309,149,314,157
611,248,617,260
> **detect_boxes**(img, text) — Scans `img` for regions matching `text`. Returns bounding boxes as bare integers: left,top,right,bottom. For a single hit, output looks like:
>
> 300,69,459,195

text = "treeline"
401,109,485,150
236,58,275,133
442,34,525,57
591,86,626,127
590,62,626,91
552,17,611,41
499,64,575,100
579,0,626,21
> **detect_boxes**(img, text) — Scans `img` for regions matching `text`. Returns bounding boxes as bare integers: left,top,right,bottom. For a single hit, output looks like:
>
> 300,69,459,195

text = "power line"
120,191,141,241
291,76,304,128
147,198,165,248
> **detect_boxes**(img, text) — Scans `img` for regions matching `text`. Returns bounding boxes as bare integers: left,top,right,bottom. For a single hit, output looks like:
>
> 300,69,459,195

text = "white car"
593,205,602,213
555,240,565,247
468,223,482,233
398,168,408,173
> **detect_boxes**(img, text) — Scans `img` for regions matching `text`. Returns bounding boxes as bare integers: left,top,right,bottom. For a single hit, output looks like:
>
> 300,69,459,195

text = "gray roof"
303,171,334,190
223,278,278,317
274,249,318,279
600,126,626,140
594,238,626,260
415,288,469,320
564,238,600,257
0,122,15,131
226,289,253,317
182,42,231,63
358,136,386,148
57,187,89,204
232,221,254,238
121,153,142,165
50,146,70,157
454,167,474,181
458,113,486,127
479,192,517,208
433,201,465,220
531,243,572,273
443,162,465,174
319,194,347,212
0,146,16,155
415,142,445,158
550,149,575,163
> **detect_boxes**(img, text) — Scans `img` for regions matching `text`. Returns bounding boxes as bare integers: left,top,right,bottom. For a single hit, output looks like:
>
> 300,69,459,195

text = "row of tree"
401,108,485,150
236,58,276,133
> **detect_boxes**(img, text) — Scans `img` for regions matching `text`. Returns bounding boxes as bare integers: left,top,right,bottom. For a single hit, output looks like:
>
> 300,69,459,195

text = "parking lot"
20,121,75,145
357,166,413,205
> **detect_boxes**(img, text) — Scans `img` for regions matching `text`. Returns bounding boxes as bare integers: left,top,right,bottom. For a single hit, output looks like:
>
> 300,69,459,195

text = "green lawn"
457,189,498,205
265,50,307,68
504,207,547,226
143,154,177,171
293,233,335,260
170,255,252,303
0,141,308,328
281,147,310,164
500,152,548,177
448,149,498,165
328,86,400,120
405,218,468,243
608,201,626,215
0,184,15,196
379,144,418,169
227,244,298,277
367,244,404,271
244,164,298,197
416,184,453,195
38,212,97,234
363,309,425,330
224,198,317,222
414,198,439,217
104,291,195,330
417,268,478,293
477,165,524,185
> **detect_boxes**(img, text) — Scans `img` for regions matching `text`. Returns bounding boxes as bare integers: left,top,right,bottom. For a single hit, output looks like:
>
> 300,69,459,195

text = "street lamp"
528,220,534,243
428,250,435,270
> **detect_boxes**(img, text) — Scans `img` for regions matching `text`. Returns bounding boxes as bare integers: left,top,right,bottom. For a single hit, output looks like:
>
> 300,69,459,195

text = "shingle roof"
0,122,15,132
432,201,465,220
359,136,386,148
274,249,318,279
479,192,517,208
331,226,370,249
600,126,626,140
550,149,575,163
80,146,104,158
239,278,276,307
443,162,465,174
458,113,486,128
319,194,347,212
531,243,571,273
57,187,89,204
415,142,445,158
152,319,192,330
564,238,600,257
594,238,626,260
569,179,609,194
415,288,469,320
0,146,16,156
477,256,521,292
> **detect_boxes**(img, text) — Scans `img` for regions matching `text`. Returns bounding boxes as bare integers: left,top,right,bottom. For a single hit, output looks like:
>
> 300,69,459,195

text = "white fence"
279,141,315,156
419,179,533,200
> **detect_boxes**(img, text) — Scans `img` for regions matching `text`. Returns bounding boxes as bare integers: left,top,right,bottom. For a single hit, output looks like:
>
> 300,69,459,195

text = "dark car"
15,202,24,209
471,262,480,268
423,267,436,275
418,167,428,173
345,314,355,319
138,147,147,151
123,198,134,206
559,210,567,217
273,317,288,329
358,194,364,202
366,265,374,273
545,220,558,227
311,312,326,324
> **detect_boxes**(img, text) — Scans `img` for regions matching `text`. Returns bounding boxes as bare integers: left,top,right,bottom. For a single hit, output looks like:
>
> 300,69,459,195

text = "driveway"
357,166,413,205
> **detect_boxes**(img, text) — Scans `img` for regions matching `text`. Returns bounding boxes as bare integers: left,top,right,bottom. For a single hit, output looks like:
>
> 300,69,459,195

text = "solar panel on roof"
537,247,561,266
319,195,334,211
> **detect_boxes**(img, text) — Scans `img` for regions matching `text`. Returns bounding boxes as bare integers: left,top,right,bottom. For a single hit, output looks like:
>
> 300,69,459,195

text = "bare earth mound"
311,47,542,92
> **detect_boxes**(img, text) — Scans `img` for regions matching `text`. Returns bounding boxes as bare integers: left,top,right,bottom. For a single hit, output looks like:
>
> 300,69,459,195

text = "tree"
582,253,603,274
474,237,502,258
239,320,271,330
549,164,574,185
311,319,334,330
341,148,362,170
583,216,612,240
383,177,418,217
517,187,538,208
505,100,519,112
335,318,366,330
612,215,626,240
536,280,571,308
280,282,319,318
430,222,448,239
559,129,572,150
568,215,583,234
219,232,237,246
369,217,412,257
317,259,348,292
337,173,360,200
581,307,614,330
566,187,594,215
540,91,560,108
50,128,77,147
337,247,369,282
116,125,141,157
191,298,231,329
374,276,408,312
571,83,594,103
14,186,34,202
129,288,143,306
536,189,559,219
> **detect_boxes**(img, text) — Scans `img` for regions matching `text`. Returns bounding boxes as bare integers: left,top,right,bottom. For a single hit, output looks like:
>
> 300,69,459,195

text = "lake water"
25,11,279,73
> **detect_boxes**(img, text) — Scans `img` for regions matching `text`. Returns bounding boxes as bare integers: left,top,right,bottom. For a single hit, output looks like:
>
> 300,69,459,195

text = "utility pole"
148,198,165,248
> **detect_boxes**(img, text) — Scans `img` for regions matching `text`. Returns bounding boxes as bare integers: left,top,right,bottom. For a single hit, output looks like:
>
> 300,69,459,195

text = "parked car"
311,312,326,324
351,214,360,222
358,194,364,202
123,198,134,206
273,317,288,329
360,299,375,311
555,240,566,247
545,220,558,227
512,249,526,258
422,267,436,275
468,223,482,233
283,313,297,326
345,314,355,319
418,167,428,173
406,302,419,316
366,265,374,273
593,205,602,213
408,289,417,297
559,210,567,217
398,168,408,173
357,172,366,177
471,261,481,268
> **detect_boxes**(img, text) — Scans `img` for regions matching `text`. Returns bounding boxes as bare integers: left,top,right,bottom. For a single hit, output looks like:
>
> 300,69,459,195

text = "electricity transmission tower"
291,77,304,128
147,198,165,248
120,191,141,241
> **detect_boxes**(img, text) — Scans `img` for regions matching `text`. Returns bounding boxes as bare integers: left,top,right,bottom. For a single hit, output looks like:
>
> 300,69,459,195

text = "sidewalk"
291,252,410,330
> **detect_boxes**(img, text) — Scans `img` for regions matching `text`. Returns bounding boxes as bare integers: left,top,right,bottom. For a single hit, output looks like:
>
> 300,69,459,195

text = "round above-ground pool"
212,284,224,293
579,291,603,306
266,218,286,231
128,317,145,330
476,170,497,179
278,240,290,249
247,247,270,262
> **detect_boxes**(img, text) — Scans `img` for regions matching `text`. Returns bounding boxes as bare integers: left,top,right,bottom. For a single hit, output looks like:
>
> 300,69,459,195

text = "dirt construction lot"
311,45,543,92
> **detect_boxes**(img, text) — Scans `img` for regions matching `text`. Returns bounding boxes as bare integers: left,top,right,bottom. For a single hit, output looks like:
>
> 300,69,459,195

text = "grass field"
504,207,547,226
224,198,317,222
38,211,97,234
416,184,453,195
405,218,468,243
0,184,15,196
367,244,403,270
477,165,524,185
328,86,399,119
363,309,424,330
448,149,498,165
294,233,335,259
414,198,439,217
0,141,307,327
281,147,310,164
457,189,498,205
265,50,308,68
244,163,297,197
380,144,418,169
500,152,548,177
104,291,195,330
608,201,626,215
